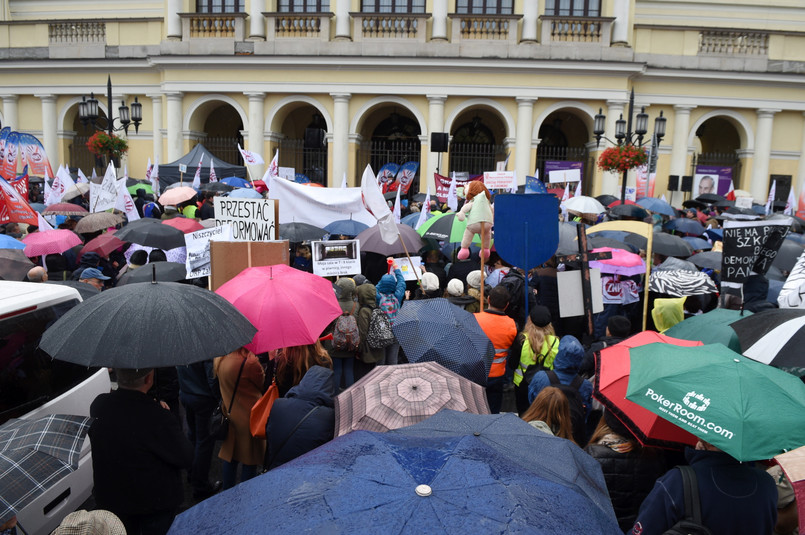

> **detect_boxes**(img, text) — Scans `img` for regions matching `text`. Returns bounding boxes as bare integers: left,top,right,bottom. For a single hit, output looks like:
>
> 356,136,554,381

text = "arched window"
449,116,504,176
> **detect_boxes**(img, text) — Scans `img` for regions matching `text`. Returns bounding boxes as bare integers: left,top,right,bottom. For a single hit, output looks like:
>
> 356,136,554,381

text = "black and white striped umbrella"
648,269,718,297
730,309,805,374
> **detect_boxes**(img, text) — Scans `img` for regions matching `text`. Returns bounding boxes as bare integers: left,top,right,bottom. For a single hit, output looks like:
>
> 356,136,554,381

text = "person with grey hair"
26,266,48,282
89,368,193,535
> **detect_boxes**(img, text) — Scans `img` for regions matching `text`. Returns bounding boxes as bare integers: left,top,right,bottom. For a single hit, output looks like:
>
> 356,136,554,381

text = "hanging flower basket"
598,145,648,173
86,132,128,163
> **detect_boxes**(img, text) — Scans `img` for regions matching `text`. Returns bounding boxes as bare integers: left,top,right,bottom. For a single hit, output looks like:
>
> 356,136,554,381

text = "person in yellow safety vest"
474,285,518,414
509,305,559,416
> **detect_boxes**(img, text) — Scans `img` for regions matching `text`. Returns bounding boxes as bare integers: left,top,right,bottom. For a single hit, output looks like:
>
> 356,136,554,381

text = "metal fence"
536,145,592,194
448,142,506,176
202,136,243,166
357,139,420,182
279,138,328,184
69,136,100,175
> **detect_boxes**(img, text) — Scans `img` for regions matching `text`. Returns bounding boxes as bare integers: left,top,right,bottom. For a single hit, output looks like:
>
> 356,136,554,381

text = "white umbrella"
564,195,606,215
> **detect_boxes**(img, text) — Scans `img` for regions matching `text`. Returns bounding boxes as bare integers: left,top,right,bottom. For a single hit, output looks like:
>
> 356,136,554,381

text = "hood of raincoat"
553,335,585,374
376,273,397,294
285,365,334,408
356,283,378,308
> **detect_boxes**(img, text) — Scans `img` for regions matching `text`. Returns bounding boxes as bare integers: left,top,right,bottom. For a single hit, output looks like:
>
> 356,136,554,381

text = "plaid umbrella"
0,249,34,281
0,414,92,524
391,298,494,386
334,362,490,437
21,229,82,257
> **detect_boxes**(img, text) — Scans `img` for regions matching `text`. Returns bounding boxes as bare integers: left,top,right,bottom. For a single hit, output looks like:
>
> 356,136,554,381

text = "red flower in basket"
86,132,128,160
598,145,648,173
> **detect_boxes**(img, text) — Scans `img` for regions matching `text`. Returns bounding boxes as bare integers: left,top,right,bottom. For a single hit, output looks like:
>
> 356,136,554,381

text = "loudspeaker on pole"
431,132,449,153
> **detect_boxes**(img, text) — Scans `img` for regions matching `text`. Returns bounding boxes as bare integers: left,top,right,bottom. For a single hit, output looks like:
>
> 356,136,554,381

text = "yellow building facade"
0,0,804,203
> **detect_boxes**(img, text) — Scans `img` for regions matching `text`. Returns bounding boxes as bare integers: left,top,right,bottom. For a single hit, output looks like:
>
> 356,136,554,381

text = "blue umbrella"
168,430,622,535
323,219,369,237
682,236,712,251
400,211,431,228
227,188,262,199
441,241,480,261
636,197,676,217
220,176,252,188
29,202,46,213
392,410,617,524
664,218,705,236
703,228,723,242
0,235,26,250
391,298,493,386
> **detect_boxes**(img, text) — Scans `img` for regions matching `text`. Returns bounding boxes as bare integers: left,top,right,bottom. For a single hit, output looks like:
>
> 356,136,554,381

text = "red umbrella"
41,203,88,216
80,232,125,259
215,264,342,353
594,331,701,449
22,229,82,257
163,218,204,234
607,200,639,208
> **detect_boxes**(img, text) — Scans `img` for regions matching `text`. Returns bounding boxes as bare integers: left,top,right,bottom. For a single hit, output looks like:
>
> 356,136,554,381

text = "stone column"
426,95,447,190
601,100,627,196
432,0,448,41
797,112,805,199
249,0,265,41
1,95,19,130
167,0,182,40
165,92,184,163
35,94,58,168
335,0,351,40
245,92,266,176
148,94,164,165
515,98,536,185
670,105,695,177
521,0,538,42
611,0,631,45
331,93,351,184
750,108,780,202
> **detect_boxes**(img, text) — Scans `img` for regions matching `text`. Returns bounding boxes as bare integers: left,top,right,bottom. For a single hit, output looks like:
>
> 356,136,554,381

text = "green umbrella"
664,308,752,352
626,343,805,462
416,212,482,244
127,183,154,196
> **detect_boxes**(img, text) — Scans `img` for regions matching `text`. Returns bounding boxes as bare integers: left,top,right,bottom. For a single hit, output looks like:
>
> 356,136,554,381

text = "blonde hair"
275,340,332,388
522,317,555,364
521,386,575,444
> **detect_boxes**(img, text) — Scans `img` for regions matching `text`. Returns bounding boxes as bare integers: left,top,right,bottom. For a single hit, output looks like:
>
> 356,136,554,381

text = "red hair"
465,181,491,202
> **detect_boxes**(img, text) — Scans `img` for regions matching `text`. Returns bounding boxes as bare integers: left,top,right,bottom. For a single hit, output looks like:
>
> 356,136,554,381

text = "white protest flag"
91,163,119,213
77,169,89,184
91,168,98,181
144,158,152,183
37,211,54,231
123,165,129,182
115,177,140,222
238,143,265,166
261,149,279,190
209,160,218,183
360,164,398,245
191,155,203,190
785,185,796,216
392,186,402,224
415,185,432,230
43,167,54,206
561,183,570,204
151,156,160,196
58,166,77,200
341,172,348,189
661,194,667,203
47,166,65,205
508,170,518,194
574,178,582,198
766,180,777,215
447,172,458,212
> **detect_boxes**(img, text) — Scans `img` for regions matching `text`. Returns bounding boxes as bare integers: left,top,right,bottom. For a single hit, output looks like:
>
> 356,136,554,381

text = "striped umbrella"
729,309,805,376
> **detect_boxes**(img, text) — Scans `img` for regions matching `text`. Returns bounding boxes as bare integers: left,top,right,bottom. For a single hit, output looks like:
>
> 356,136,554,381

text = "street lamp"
593,89,666,203
78,75,142,136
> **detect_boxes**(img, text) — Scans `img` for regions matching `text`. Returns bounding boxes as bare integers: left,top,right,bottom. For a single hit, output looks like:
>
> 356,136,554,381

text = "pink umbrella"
215,264,342,353
162,218,204,234
158,186,197,206
22,229,82,257
589,246,646,276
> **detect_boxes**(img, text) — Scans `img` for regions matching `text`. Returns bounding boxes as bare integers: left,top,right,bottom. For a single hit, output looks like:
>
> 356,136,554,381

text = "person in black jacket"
265,365,335,470
579,315,631,379
89,368,193,535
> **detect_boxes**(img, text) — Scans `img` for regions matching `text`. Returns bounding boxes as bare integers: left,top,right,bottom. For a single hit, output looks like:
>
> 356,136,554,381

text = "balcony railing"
264,12,333,40
49,22,105,45
699,31,768,56
449,14,520,43
351,12,429,42
539,16,614,45
179,12,247,40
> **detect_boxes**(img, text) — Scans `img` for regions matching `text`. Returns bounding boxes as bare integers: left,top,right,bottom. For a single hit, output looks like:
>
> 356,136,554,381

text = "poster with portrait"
694,166,732,197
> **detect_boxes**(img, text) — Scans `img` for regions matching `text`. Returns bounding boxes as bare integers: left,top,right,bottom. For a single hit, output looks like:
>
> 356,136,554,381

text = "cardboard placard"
311,239,361,277
721,219,791,287
557,269,603,318
279,167,295,181
184,224,233,278
213,197,278,241
209,240,289,291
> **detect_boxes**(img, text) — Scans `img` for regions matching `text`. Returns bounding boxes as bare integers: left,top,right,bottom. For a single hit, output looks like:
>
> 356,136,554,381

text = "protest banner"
90,163,119,213
557,269,604,318
185,224,233,278
269,177,376,228
721,219,791,290
483,171,515,190
311,239,361,277
214,197,278,241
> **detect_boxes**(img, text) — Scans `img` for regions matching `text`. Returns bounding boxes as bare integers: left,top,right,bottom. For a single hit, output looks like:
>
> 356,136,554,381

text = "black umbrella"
115,218,186,250
771,239,804,273
625,232,694,257
682,199,707,210
586,236,639,253
609,204,648,220
356,223,423,256
729,309,805,375
390,298,494,386
595,194,618,207
45,280,101,300
664,218,705,236
696,193,728,205
768,213,804,234
0,249,34,281
117,262,188,285
688,251,722,271
278,222,328,243
39,281,256,368
200,182,235,193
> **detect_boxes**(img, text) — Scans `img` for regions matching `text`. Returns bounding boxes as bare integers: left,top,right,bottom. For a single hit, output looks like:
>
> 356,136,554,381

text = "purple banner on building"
545,161,584,184
694,165,732,197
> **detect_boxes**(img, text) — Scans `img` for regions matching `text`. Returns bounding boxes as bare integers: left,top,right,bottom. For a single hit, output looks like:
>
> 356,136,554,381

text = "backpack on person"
332,303,360,352
545,370,587,446
662,466,714,535
366,307,395,349
499,269,526,324
378,293,400,324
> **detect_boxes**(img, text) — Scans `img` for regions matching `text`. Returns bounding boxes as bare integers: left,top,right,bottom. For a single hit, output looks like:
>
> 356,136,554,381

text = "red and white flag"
191,155,203,190
726,179,736,202
150,156,160,196
561,183,570,204
76,169,89,184
144,158,152,183
447,172,458,212
785,186,796,216
415,185,431,230
115,177,140,222
238,143,264,166
360,164,398,245
209,160,218,183
43,167,54,205
261,149,279,190
392,187,401,224
0,176,38,227
766,180,776,216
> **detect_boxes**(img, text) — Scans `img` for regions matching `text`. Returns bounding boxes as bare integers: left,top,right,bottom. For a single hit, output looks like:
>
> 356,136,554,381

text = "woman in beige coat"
214,347,266,490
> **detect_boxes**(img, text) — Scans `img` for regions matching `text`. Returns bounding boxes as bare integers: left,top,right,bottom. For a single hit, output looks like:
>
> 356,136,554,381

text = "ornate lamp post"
593,89,666,203
78,75,142,136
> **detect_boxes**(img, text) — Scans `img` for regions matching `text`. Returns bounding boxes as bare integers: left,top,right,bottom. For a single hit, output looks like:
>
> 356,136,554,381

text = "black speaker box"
431,132,449,153
681,175,693,192
668,175,679,191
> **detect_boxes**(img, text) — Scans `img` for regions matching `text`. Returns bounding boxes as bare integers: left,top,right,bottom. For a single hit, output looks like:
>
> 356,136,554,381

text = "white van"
0,281,111,535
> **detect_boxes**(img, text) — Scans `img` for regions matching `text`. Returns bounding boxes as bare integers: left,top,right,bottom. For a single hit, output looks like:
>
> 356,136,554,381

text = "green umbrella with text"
626,342,805,462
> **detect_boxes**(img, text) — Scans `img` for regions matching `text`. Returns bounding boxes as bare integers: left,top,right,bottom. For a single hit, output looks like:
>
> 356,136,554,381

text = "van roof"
0,281,82,316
